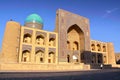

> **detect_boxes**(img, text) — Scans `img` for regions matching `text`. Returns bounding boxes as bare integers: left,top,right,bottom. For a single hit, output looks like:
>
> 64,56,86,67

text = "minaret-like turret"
0,21,21,63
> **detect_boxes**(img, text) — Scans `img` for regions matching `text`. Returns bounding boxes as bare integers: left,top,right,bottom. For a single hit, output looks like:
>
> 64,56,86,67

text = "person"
100,64,103,69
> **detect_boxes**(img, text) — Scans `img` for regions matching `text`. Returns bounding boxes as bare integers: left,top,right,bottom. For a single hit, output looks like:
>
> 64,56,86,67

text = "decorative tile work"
24,29,33,34
22,44,32,51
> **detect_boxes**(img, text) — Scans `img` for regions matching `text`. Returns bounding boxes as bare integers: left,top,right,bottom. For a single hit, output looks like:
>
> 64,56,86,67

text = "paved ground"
0,69,120,80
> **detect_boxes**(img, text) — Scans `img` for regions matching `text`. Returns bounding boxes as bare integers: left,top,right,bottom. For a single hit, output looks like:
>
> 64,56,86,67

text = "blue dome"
25,14,43,24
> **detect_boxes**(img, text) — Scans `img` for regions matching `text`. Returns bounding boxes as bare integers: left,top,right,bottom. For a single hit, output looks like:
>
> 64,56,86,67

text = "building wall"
55,9,91,63
0,21,20,63
90,40,116,65
90,40,108,64
115,53,120,64
0,9,117,70
107,43,116,64
19,26,58,64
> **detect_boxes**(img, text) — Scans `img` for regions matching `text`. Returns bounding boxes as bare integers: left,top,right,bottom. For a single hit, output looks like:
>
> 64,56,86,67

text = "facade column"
31,29,35,63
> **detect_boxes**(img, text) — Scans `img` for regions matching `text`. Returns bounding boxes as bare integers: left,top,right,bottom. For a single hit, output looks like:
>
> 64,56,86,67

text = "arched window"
23,33,32,43
49,38,55,46
73,41,79,50
22,50,30,62
35,50,44,63
91,44,95,51
103,46,106,52
97,44,101,51
48,52,55,63
36,35,45,45
67,41,70,50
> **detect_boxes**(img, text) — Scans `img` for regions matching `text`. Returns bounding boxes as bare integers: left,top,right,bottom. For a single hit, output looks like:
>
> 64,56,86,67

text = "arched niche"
97,44,101,51
48,52,55,63
23,33,32,43
22,50,30,62
67,24,84,51
103,46,106,52
36,35,45,45
35,50,44,63
91,44,95,51
49,38,55,46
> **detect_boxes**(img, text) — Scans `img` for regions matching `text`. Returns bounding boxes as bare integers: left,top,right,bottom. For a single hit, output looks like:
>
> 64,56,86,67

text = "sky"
0,0,120,53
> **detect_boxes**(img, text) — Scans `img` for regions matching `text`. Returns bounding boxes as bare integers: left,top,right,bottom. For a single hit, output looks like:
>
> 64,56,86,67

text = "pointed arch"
49,38,55,46
97,44,101,51
36,35,45,45
23,33,32,43
35,50,44,63
103,46,106,52
48,52,55,63
22,50,30,62
67,24,84,51
91,44,95,51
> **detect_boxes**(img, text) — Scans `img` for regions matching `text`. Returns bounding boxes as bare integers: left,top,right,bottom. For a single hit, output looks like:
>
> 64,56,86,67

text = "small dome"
25,14,43,24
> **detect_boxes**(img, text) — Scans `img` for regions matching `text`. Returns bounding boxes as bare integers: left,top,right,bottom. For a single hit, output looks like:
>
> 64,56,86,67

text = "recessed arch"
23,33,32,43
22,50,30,62
67,24,84,51
97,44,101,51
36,35,45,45
103,46,106,52
48,52,55,63
91,44,95,51
35,50,44,63
73,41,79,50
49,38,55,46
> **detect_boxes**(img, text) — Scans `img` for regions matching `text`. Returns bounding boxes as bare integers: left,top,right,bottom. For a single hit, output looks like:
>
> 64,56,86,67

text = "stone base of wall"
0,63,90,71
112,64,120,68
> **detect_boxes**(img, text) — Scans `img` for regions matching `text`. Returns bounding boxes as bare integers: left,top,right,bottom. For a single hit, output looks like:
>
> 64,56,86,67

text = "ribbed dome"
25,14,43,24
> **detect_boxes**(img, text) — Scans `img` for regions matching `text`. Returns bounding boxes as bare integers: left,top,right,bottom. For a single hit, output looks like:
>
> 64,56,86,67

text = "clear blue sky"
0,0,120,52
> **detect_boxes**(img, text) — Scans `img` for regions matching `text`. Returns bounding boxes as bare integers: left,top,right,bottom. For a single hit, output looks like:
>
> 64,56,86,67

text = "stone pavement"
0,69,120,80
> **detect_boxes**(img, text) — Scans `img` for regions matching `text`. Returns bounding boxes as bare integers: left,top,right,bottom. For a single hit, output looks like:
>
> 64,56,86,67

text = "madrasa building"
0,9,119,71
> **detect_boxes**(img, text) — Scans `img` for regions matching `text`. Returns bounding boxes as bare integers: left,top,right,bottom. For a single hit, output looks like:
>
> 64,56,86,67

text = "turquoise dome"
25,14,43,24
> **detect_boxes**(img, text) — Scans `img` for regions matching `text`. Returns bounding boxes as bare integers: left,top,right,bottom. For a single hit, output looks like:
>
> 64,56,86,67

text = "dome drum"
25,22,43,29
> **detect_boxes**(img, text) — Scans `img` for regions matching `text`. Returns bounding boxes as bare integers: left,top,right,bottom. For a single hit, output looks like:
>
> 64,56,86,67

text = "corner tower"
0,21,21,63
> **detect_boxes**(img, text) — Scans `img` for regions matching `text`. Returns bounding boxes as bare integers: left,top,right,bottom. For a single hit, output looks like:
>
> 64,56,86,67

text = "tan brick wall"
107,43,116,64
19,26,58,64
0,63,90,71
1,21,20,63
55,9,91,62
90,40,108,64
